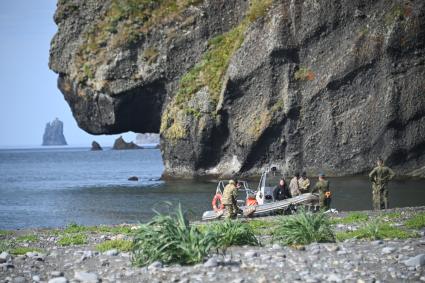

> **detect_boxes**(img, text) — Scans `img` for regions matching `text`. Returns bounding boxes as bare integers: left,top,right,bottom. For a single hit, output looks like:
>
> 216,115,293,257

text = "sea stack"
42,118,67,146
112,136,141,150
91,141,102,151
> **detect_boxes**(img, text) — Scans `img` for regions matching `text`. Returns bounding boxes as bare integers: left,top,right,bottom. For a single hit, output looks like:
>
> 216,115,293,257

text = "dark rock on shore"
128,176,138,181
91,141,102,151
49,0,425,178
42,118,67,146
112,136,141,150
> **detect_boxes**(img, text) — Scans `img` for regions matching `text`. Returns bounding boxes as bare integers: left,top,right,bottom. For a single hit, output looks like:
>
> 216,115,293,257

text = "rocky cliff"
49,0,425,178
42,118,67,146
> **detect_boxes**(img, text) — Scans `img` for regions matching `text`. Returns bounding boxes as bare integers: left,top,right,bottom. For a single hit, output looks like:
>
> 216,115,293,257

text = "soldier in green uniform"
222,180,242,219
369,158,395,210
312,173,331,210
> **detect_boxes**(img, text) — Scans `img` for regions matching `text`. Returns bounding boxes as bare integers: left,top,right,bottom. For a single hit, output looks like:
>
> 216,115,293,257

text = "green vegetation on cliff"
160,0,273,140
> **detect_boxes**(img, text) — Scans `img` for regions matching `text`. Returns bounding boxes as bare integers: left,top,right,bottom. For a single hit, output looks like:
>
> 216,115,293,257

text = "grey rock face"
42,118,67,146
50,0,425,178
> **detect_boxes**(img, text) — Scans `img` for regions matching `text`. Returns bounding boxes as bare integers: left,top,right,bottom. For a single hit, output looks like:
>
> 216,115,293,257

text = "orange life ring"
212,194,224,212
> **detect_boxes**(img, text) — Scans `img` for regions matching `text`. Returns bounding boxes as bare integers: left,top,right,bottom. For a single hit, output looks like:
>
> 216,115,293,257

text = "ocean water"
0,147,424,229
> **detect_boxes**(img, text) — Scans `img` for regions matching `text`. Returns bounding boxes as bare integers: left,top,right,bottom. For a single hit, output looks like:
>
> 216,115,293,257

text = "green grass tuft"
0,240,14,253
10,247,43,256
206,220,260,248
63,222,89,234
246,219,279,235
405,212,425,229
58,234,88,246
16,234,38,243
273,209,335,245
332,212,369,224
96,240,133,253
0,230,14,237
336,220,418,241
382,211,402,219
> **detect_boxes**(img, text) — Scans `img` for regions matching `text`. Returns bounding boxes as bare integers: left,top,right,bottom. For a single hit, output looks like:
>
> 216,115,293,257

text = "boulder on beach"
112,136,141,150
128,176,139,181
91,141,102,151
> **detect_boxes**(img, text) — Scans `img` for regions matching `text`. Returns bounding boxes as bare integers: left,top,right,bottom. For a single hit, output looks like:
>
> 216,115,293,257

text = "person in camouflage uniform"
298,172,311,194
222,180,242,219
312,173,331,210
369,158,395,210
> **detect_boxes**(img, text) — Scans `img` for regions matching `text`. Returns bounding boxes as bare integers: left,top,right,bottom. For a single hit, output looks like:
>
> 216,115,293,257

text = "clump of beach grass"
273,209,335,245
405,212,425,229
132,204,260,266
205,220,260,248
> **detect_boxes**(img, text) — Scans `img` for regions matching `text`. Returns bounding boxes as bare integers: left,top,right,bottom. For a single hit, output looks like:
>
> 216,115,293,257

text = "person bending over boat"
222,180,242,219
273,178,291,201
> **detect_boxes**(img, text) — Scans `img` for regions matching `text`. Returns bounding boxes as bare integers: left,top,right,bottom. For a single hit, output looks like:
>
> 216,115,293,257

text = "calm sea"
0,147,424,229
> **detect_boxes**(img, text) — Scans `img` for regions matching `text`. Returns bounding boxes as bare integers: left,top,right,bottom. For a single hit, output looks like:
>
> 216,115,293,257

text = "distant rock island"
91,141,102,151
113,136,141,150
42,118,67,146
135,133,159,145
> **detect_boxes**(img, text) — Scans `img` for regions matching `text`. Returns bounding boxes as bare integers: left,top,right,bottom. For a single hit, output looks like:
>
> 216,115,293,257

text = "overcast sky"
0,1,136,147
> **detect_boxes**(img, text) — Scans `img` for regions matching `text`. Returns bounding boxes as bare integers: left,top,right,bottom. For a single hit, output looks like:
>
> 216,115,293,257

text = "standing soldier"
312,173,331,210
222,180,242,219
369,158,395,210
298,172,311,193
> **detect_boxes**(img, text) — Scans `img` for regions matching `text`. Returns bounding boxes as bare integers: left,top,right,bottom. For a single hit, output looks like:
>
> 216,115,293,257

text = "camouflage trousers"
223,204,238,219
372,183,389,210
319,194,331,211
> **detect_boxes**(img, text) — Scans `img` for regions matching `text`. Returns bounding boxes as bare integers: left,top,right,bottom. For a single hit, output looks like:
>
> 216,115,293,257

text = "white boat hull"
202,193,319,221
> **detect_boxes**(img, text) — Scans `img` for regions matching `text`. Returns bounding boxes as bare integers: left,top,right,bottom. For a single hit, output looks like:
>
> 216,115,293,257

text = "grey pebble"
48,277,68,283
13,277,26,283
327,273,342,282
74,271,100,283
104,249,119,256
51,271,64,277
404,254,425,267
203,257,219,268
382,247,396,254
0,252,10,263
325,245,340,252
148,261,163,270
32,275,41,282
244,251,258,258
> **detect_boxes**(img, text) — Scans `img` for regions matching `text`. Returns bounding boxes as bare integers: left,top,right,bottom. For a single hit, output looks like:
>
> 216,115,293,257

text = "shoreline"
1,206,425,282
